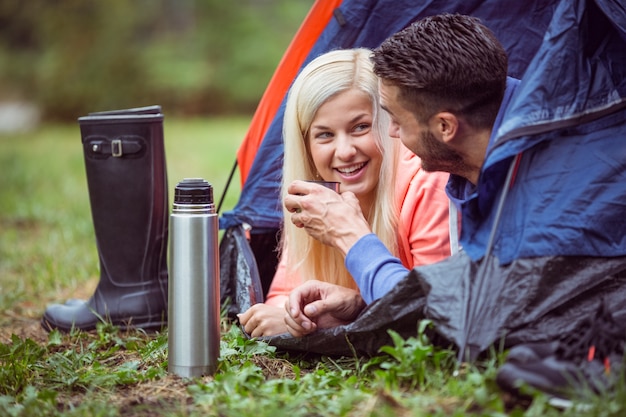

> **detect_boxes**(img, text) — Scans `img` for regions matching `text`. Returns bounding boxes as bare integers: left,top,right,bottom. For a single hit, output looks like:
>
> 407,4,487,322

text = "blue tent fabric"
461,0,626,263
219,0,557,232
261,0,626,358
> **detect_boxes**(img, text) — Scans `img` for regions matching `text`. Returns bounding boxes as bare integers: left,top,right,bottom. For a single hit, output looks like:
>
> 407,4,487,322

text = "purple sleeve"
345,233,410,304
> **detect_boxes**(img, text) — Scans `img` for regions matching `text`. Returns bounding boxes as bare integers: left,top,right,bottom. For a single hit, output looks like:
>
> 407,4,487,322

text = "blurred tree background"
0,0,314,122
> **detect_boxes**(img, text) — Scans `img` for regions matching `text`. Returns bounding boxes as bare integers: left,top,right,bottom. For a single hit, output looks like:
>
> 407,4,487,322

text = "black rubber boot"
41,105,169,332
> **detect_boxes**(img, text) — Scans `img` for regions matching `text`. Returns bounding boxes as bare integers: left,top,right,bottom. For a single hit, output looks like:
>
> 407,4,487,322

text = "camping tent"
219,0,557,300
219,0,626,359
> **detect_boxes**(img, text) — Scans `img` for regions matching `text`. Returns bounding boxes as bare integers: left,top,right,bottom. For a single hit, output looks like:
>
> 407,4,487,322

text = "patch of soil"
1,279,98,344
0,315,49,344
252,354,298,379
55,374,197,416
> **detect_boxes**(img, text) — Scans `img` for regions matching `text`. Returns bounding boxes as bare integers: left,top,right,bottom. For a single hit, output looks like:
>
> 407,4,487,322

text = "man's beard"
419,129,465,175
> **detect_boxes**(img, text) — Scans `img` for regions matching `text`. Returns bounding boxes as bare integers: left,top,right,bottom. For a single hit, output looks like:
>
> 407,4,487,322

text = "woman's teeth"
337,162,365,175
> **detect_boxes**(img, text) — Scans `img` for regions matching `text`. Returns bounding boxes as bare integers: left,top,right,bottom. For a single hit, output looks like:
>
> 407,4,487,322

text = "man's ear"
430,112,458,144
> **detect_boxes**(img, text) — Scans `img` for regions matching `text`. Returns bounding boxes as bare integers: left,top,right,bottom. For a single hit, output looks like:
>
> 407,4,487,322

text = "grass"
1,118,625,416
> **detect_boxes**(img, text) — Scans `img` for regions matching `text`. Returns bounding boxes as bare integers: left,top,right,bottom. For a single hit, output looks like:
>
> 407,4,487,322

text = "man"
282,14,520,336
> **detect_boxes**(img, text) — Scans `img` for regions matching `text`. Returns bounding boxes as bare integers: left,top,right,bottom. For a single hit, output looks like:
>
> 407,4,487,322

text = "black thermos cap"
174,178,213,204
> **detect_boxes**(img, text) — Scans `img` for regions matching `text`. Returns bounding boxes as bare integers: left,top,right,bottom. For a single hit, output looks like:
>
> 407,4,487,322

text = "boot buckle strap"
85,135,145,159
111,139,123,157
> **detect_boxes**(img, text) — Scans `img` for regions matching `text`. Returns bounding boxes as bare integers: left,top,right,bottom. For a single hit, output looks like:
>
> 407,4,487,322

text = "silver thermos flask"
168,178,220,377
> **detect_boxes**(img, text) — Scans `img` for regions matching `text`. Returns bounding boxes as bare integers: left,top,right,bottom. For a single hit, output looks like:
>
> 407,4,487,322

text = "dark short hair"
372,13,508,129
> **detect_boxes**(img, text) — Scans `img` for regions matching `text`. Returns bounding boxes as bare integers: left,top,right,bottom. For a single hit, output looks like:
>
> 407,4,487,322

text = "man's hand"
284,280,366,337
238,304,289,337
283,180,372,256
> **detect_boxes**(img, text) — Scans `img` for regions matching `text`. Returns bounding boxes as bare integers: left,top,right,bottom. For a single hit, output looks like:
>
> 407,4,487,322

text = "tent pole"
217,160,238,214
459,152,523,362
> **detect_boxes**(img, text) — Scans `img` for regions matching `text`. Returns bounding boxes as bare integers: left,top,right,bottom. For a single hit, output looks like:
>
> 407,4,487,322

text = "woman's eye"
353,123,371,133
315,131,333,139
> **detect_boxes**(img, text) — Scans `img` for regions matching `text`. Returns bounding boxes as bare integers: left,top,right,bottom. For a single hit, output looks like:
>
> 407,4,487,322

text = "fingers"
284,180,309,215
283,280,358,337
286,179,310,196
237,307,257,336
284,180,343,213
237,307,253,327
286,280,321,319
285,183,367,251
340,191,360,209
302,301,320,318
238,304,289,337
284,282,323,337
284,307,317,337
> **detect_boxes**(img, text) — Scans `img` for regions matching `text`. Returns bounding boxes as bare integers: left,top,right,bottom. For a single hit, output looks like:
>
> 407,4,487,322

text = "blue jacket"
459,0,626,264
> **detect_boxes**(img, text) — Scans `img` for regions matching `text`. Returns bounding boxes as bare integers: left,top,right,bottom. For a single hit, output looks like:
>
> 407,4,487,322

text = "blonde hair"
281,48,400,290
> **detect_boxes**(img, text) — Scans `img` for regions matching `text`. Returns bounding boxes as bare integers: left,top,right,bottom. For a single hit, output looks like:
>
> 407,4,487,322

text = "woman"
238,48,451,336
